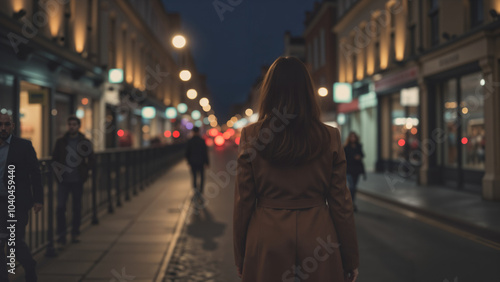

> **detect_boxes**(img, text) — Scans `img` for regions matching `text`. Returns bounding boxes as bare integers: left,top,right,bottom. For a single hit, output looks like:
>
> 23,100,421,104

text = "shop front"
337,81,378,172
423,39,488,192
374,66,420,178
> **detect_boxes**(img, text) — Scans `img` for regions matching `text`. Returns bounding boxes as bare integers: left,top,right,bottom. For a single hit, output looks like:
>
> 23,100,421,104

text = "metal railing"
26,143,186,256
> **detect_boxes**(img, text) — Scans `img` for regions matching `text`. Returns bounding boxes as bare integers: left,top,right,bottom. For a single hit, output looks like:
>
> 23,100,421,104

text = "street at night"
1,0,500,281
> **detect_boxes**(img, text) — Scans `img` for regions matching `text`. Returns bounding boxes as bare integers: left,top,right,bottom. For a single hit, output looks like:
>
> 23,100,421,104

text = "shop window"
20,81,49,157
460,73,484,170
0,75,14,118
442,79,458,167
391,93,405,160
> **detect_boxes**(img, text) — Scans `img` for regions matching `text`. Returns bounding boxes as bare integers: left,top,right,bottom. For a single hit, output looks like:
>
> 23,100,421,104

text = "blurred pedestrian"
52,116,93,244
0,113,43,282
185,127,209,204
233,57,359,282
344,132,365,212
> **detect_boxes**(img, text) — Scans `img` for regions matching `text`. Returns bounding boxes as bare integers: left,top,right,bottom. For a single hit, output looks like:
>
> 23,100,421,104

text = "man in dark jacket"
185,127,209,203
51,116,93,244
0,113,43,282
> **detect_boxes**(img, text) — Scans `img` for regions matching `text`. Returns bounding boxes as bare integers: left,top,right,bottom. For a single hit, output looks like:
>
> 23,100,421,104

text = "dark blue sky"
162,0,316,121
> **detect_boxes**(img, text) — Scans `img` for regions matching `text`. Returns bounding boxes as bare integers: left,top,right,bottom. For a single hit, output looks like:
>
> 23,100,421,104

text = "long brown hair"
255,56,330,165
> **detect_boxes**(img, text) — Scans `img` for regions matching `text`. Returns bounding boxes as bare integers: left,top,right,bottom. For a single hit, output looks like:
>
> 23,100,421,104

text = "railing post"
106,153,114,213
91,157,99,225
45,161,56,257
125,151,130,201
140,149,145,190
115,152,122,207
132,150,138,196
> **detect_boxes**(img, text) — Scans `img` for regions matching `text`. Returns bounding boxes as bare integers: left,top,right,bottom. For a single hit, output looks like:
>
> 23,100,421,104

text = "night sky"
162,0,317,121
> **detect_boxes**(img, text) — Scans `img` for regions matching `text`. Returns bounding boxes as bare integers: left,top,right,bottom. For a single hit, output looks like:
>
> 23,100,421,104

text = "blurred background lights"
191,110,201,120
166,107,177,119
199,97,209,107
187,89,198,99
179,70,191,81
177,103,188,114
172,35,187,48
141,107,156,119
318,87,328,97
195,120,203,127
245,108,253,116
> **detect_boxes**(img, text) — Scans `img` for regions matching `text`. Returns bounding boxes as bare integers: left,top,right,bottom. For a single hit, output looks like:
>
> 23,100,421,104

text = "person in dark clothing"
52,116,94,244
185,127,209,204
0,113,43,282
344,131,365,212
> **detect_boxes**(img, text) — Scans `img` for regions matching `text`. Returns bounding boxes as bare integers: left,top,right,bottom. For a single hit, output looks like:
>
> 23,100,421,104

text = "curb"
154,189,193,282
357,189,500,245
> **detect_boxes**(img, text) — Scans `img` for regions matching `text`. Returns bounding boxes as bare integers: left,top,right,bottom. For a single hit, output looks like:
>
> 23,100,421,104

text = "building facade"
0,0,207,155
334,0,500,200
304,0,338,122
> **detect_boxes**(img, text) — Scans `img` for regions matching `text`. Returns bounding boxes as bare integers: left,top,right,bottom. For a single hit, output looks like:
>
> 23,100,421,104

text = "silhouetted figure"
52,116,93,244
344,132,365,212
185,127,209,204
233,57,359,282
0,113,43,282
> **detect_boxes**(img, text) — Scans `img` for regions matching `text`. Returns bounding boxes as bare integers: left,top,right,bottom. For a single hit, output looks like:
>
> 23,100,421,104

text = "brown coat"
233,123,359,282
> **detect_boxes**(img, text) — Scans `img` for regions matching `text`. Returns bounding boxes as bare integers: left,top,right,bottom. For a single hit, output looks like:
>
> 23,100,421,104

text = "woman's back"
233,56,359,282
234,123,359,282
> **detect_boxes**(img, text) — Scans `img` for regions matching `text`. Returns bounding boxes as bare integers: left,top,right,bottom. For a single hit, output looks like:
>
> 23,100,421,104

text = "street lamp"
318,87,328,97
179,70,191,81
199,97,209,107
187,89,198,99
245,108,253,117
172,35,187,49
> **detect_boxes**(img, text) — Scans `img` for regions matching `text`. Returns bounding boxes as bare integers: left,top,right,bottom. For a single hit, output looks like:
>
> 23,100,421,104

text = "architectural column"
481,57,500,200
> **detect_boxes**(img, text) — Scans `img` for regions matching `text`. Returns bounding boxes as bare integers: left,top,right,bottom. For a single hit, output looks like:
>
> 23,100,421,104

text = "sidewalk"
13,161,193,282
357,172,500,241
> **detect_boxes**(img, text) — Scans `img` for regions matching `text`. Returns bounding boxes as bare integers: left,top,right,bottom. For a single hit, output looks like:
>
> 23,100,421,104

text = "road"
165,144,500,282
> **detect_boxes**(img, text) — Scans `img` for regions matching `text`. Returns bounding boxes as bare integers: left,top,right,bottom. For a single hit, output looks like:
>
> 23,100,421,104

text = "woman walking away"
344,132,365,212
233,57,359,282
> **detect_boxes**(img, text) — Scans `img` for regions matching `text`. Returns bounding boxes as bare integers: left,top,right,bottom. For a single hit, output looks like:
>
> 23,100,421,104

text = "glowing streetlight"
199,97,209,107
187,89,198,99
245,108,253,116
318,87,328,97
179,70,191,81
172,35,187,49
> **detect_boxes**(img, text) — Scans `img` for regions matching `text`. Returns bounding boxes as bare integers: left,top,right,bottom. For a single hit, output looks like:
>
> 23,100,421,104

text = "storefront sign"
333,82,352,103
401,87,419,106
109,69,124,83
374,66,418,93
358,92,377,109
337,98,359,113
141,107,156,119
28,90,48,106
422,39,487,77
